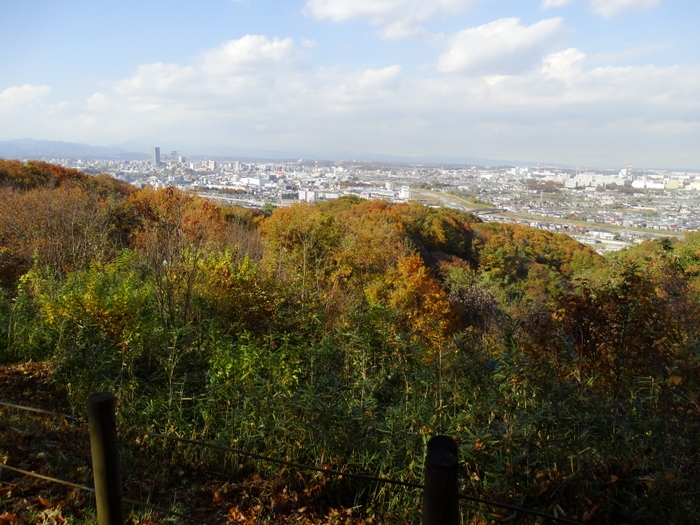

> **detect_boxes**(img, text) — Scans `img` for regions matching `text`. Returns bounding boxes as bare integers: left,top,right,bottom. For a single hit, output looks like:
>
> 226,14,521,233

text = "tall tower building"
151,146,161,167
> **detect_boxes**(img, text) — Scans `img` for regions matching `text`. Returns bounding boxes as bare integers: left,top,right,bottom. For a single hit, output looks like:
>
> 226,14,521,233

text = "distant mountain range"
193,144,536,167
0,137,542,167
0,138,149,161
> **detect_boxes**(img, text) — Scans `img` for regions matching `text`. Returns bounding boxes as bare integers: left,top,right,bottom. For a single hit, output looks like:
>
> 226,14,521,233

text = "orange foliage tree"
128,187,227,326
365,252,455,346
552,260,688,385
0,186,122,286
0,158,106,190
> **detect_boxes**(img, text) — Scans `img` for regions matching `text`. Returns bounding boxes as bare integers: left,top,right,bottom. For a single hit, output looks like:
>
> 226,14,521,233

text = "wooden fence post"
422,435,459,525
87,392,124,525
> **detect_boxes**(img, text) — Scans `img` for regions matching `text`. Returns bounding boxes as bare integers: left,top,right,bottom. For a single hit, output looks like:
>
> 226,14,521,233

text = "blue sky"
1,0,699,168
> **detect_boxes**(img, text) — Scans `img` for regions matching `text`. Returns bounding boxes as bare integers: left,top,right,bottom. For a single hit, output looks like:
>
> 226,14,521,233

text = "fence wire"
0,463,215,525
137,430,424,490
457,493,584,525
2,399,584,524
0,400,79,421
140,430,582,524
0,463,94,493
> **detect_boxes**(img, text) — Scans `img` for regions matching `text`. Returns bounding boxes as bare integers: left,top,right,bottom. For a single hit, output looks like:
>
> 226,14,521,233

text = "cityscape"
28,144,700,254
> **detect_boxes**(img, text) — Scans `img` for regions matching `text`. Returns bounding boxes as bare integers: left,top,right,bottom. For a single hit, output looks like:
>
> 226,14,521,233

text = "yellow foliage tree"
365,252,455,346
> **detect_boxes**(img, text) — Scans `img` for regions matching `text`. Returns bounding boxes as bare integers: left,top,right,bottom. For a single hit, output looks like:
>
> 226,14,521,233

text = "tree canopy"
1,160,699,524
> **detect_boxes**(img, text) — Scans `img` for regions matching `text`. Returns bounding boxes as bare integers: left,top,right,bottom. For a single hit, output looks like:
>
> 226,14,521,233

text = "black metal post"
87,392,124,525
422,435,459,525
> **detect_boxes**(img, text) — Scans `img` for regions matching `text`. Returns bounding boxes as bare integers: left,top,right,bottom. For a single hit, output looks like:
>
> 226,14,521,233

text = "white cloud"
0,84,51,112
590,0,660,19
113,35,298,103
541,0,572,8
587,43,665,66
380,21,436,40
437,18,569,75
199,36,297,74
301,38,318,48
540,0,661,18
0,85,85,142
304,0,475,39
329,65,403,106
115,63,196,97
541,48,586,85
8,34,700,168
305,0,469,24
356,65,402,91
81,37,700,166
85,92,110,111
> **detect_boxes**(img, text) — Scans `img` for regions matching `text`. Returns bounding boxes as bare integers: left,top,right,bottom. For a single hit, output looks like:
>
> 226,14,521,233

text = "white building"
240,177,270,187
298,190,318,202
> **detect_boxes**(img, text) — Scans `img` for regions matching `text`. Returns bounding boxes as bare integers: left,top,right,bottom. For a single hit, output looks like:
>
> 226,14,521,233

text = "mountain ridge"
0,138,149,161
0,138,540,167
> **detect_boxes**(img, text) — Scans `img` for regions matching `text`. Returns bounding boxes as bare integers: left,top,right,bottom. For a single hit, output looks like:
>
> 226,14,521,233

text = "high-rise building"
151,146,161,167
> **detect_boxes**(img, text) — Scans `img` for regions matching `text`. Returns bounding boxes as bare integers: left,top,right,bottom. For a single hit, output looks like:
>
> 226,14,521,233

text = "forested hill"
1,160,699,523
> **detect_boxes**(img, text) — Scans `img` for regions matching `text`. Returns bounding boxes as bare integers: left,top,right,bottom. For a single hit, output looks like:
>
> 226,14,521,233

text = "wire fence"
138,430,425,490
0,398,583,525
0,463,214,525
0,400,80,421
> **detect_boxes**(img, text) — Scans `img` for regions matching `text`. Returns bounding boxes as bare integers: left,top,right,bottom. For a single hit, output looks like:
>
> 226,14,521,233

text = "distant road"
195,192,268,208
415,188,686,240
472,207,507,215
414,189,505,215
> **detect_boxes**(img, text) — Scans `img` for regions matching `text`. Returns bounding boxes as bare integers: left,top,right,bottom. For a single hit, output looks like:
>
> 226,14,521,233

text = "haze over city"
2,0,700,169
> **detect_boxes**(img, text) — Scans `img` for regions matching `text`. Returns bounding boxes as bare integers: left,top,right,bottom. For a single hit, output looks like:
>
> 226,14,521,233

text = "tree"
553,260,683,384
0,186,120,287
128,187,226,326
365,252,455,345
261,204,341,307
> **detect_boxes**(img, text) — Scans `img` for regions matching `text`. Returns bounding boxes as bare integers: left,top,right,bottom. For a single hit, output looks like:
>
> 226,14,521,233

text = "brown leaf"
38,495,52,508
0,513,18,524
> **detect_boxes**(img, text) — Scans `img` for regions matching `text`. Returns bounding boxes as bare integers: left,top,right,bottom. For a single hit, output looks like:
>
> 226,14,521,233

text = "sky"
1,0,699,168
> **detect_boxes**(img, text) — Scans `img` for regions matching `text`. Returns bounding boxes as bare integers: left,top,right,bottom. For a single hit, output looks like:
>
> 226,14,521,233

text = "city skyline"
2,0,700,169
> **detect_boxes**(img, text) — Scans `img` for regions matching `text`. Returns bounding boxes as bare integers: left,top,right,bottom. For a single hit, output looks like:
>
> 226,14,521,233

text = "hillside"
0,160,699,524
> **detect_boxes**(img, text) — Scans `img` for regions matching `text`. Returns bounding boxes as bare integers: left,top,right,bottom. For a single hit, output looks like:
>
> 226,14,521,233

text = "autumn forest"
0,159,699,524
